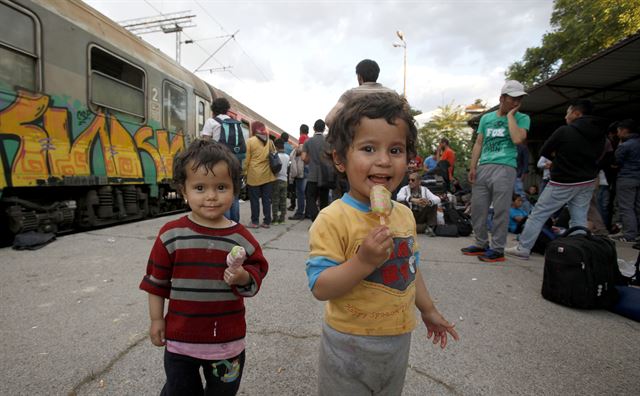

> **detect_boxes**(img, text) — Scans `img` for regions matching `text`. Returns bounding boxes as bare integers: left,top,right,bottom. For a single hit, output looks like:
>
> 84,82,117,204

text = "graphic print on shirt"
363,236,416,292
212,357,241,382
484,120,509,154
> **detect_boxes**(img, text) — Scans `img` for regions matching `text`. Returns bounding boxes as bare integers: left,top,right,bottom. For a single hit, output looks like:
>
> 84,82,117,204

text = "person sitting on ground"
526,185,539,206
509,194,528,234
397,171,441,236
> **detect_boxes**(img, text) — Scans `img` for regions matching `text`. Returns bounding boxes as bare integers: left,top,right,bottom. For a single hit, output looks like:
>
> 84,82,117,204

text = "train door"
196,95,209,138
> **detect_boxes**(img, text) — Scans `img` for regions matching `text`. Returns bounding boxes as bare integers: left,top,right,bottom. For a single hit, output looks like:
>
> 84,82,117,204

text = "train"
0,0,293,244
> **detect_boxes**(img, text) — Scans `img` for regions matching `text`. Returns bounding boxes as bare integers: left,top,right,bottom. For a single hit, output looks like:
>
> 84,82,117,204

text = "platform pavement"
0,201,638,395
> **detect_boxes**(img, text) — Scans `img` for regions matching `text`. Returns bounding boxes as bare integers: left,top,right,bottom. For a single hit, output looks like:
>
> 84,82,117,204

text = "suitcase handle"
561,226,592,238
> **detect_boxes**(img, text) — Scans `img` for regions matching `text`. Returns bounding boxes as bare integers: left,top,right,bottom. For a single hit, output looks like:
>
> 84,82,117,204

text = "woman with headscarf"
244,121,276,228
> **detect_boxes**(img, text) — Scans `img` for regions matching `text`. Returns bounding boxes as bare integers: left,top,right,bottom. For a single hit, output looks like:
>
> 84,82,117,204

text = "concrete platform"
1,201,638,395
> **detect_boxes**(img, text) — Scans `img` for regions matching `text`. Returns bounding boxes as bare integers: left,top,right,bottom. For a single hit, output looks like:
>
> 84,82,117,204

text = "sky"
84,0,555,138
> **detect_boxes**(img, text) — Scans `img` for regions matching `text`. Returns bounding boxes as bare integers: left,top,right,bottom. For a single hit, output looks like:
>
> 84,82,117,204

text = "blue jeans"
224,198,240,223
596,185,610,229
248,182,273,225
617,177,640,239
518,182,595,253
294,178,306,216
514,177,531,213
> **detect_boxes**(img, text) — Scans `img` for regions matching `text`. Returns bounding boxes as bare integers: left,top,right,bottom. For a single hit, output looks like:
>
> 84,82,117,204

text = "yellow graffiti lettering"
0,90,50,187
109,118,142,180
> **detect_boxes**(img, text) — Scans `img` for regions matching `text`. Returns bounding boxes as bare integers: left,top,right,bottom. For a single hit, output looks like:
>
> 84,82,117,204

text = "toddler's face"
181,160,235,228
341,117,408,204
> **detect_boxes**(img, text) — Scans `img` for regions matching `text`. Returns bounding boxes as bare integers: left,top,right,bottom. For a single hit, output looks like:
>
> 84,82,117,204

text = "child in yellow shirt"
307,92,459,395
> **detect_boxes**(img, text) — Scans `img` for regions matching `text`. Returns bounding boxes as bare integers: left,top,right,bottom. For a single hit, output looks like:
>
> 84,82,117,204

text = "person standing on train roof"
325,59,396,128
140,140,268,396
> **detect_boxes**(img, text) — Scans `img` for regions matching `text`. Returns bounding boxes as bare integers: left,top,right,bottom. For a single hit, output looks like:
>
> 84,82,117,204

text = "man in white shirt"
396,171,441,235
201,97,231,141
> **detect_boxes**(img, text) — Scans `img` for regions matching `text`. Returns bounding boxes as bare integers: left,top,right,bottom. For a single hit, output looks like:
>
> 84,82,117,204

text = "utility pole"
118,11,196,64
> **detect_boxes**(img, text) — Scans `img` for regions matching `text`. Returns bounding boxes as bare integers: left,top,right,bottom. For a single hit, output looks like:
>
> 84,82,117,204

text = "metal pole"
176,29,181,63
403,45,407,98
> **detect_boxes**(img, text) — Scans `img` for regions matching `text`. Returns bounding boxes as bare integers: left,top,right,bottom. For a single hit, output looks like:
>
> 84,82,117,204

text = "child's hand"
149,318,166,347
357,226,393,269
421,310,460,349
224,266,251,286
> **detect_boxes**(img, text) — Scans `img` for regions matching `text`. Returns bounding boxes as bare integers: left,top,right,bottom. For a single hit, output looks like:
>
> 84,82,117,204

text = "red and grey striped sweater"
140,215,268,343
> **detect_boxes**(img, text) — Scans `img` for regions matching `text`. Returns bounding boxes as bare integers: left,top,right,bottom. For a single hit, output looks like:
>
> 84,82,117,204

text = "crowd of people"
137,56,638,395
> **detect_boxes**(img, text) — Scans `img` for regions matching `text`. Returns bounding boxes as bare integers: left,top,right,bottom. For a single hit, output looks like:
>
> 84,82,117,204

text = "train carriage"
0,0,290,244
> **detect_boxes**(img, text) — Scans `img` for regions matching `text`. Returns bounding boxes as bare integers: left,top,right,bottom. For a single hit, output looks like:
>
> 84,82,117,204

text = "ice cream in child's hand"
370,185,392,225
227,246,246,269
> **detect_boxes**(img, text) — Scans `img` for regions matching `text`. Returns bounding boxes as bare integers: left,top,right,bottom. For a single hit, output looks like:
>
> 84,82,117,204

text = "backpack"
214,116,246,160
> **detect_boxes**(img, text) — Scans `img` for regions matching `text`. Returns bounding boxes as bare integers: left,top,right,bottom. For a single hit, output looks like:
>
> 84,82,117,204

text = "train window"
163,81,187,134
197,100,205,132
0,2,39,91
89,46,145,119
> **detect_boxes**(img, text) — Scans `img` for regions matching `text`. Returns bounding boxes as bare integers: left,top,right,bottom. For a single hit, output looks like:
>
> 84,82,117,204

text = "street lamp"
393,30,407,97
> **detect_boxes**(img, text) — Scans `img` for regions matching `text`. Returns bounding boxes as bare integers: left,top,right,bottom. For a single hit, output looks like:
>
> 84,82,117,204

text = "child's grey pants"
317,323,411,396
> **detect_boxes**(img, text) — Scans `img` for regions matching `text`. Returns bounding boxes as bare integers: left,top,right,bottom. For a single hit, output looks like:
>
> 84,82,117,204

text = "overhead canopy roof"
470,31,640,144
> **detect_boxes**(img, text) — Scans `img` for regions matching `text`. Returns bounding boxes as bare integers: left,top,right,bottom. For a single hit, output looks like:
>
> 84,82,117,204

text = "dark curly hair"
326,92,417,167
173,139,242,197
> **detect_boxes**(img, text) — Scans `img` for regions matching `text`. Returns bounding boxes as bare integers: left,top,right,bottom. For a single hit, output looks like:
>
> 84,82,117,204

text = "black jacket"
540,115,606,184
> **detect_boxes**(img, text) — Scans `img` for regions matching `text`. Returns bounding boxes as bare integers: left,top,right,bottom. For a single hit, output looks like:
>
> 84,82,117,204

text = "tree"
506,0,640,87
416,102,473,179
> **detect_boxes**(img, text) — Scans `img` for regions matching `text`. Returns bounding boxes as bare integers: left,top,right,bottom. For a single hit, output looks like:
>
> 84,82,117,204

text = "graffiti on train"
0,90,185,189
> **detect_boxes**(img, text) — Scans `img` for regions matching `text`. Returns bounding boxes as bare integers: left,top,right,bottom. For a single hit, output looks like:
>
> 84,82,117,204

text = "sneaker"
247,223,259,229
504,246,530,260
478,249,505,262
424,227,436,237
288,214,305,220
260,223,270,229
461,245,487,256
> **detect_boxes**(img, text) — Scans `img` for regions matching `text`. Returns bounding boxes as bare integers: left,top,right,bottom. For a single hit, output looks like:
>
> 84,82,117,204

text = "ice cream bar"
370,185,392,225
227,246,246,269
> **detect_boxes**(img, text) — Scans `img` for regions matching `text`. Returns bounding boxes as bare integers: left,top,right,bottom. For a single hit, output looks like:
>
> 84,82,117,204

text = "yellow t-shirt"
306,194,420,336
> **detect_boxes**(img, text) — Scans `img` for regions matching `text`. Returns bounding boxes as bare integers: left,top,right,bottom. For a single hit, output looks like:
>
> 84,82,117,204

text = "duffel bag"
434,224,458,237
542,226,619,309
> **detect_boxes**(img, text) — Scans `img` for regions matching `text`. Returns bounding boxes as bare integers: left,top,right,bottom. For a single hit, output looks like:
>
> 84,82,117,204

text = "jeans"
224,198,240,223
518,182,595,252
294,177,306,216
248,182,273,225
514,177,532,213
617,177,640,239
596,185,610,229
305,181,329,221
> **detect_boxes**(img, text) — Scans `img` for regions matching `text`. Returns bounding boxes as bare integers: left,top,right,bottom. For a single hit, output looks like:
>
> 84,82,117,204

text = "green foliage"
506,0,640,86
417,102,473,179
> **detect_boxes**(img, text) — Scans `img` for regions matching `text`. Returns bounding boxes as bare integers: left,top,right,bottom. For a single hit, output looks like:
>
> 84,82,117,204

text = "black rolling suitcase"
542,226,619,309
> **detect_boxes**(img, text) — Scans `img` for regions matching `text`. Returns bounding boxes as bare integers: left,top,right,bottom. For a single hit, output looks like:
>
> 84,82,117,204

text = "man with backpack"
200,97,246,222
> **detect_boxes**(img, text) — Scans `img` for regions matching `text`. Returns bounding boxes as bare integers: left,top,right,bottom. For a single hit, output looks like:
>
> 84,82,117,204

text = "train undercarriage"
1,184,186,247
